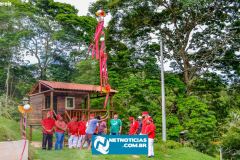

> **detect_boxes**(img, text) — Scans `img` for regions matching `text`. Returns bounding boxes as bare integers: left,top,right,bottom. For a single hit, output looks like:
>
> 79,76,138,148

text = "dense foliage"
0,0,239,159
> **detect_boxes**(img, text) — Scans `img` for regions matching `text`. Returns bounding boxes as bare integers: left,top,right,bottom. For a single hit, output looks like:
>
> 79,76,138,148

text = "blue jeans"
55,132,64,150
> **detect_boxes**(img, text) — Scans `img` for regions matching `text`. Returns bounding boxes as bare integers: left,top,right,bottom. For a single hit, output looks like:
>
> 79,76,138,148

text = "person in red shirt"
77,114,87,148
67,116,78,149
145,117,156,158
128,117,139,135
140,111,150,135
41,111,55,150
55,114,67,150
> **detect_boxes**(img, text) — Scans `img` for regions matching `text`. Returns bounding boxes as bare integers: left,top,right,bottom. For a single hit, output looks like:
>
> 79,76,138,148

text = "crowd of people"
41,111,156,158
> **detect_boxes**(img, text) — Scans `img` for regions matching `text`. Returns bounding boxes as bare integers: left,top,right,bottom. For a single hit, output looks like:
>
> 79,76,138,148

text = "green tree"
0,0,33,117
47,55,73,82
90,0,239,88
190,72,229,122
22,0,97,79
72,60,99,85
222,109,240,159
177,96,217,154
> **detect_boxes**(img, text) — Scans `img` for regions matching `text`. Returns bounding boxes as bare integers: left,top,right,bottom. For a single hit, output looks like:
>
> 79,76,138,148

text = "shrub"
0,118,21,141
221,110,240,159
0,94,20,121
159,140,182,154
177,96,217,154
165,140,182,149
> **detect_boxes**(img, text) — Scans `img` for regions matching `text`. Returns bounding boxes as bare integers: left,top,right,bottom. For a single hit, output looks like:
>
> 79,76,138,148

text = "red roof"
37,80,117,93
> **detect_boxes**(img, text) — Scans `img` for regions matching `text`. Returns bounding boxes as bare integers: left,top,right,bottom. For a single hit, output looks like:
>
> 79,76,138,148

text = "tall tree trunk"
40,67,47,80
179,48,193,93
183,60,189,85
5,64,10,106
179,49,190,85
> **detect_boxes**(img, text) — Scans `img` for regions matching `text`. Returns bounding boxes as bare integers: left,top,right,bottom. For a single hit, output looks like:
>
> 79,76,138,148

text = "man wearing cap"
110,113,122,135
80,114,108,150
146,118,156,158
140,111,150,135
67,116,78,149
77,115,87,148
55,114,67,150
41,111,55,150
128,117,139,135
137,116,142,135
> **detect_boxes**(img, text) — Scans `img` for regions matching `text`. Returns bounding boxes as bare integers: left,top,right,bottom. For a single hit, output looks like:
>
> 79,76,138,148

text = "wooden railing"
65,109,115,121
42,108,115,122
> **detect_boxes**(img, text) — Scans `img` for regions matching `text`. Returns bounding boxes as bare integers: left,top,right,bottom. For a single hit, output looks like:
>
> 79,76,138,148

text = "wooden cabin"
28,80,117,125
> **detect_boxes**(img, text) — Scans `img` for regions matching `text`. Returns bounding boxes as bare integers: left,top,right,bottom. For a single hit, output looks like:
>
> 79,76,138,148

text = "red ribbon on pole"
89,10,111,109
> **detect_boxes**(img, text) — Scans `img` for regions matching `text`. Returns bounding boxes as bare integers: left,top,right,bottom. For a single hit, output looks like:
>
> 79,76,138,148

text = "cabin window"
45,96,50,109
45,96,57,110
65,97,75,109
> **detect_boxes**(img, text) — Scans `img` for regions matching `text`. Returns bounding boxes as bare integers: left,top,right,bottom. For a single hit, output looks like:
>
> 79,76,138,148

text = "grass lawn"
0,117,42,141
161,147,218,160
0,117,21,141
33,144,217,160
0,118,217,160
31,126,43,141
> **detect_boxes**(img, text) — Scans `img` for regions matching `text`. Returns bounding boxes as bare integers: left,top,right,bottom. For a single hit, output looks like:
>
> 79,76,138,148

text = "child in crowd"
67,116,78,149
77,115,87,148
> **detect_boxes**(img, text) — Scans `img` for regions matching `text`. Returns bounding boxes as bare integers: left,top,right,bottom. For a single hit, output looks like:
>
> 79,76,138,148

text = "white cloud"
54,0,96,16
54,0,112,25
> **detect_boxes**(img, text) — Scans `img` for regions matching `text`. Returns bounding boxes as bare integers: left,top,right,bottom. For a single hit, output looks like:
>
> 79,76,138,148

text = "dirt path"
31,141,41,148
0,140,28,160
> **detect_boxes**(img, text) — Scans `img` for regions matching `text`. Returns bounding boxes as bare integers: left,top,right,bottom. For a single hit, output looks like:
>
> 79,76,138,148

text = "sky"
54,0,95,16
54,0,111,24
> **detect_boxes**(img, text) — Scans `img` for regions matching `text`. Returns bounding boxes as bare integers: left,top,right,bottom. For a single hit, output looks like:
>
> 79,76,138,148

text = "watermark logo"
92,135,148,155
0,2,12,7
93,136,109,154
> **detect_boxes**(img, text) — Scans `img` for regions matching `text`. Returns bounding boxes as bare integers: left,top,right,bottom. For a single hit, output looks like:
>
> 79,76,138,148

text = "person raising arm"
80,114,109,150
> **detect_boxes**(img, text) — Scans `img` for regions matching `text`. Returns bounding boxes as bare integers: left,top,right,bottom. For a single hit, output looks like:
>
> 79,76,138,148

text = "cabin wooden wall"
56,95,84,114
57,96,65,114
75,96,83,109
29,94,44,125
55,95,84,121
28,91,114,124
57,95,84,108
